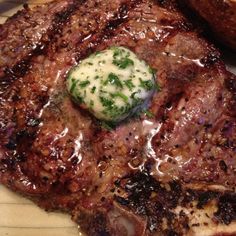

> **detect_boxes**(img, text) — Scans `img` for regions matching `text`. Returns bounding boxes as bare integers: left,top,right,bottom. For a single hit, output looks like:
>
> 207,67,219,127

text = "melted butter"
119,118,163,172
67,46,156,122
52,127,68,143
144,121,162,158
143,120,166,176
162,51,205,67
68,132,83,164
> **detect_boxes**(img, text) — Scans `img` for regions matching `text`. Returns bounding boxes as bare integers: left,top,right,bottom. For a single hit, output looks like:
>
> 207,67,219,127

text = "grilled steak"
0,0,236,235
180,0,236,51
0,0,75,78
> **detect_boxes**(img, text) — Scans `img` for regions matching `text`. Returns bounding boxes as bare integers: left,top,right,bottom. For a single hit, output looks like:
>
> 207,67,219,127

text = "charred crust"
0,1,236,235
196,191,218,209
0,157,17,171
1,1,81,81
200,50,221,68
0,151,25,171
156,0,179,10
54,4,76,24
4,139,17,150
4,128,37,152
26,118,41,128
114,171,236,233
23,3,29,10
215,194,236,225
114,172,184,233
74,0,143,63
4,59,32,80
105,3,129,32
219,160,228,173
226,76,236,114
225,77,236,94
76,211,110,236
114,195,130,206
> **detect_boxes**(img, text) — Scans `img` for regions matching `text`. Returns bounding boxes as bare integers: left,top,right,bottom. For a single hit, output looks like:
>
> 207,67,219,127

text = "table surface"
0,1,235,236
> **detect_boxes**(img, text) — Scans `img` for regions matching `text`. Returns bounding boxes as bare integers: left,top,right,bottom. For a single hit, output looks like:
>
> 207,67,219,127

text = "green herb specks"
79,80,90,88
70,78,79,93
139,78,154,91
100,96,114,109
111,92,128,103
124,79,135,91
113,57,134,69
104,73,123,89
91,86,96,94
112,47,134,69
67,46,157,122
144,110,155,118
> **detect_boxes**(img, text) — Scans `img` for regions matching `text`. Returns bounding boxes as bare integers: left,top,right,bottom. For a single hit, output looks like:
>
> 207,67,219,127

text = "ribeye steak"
0,0,236,235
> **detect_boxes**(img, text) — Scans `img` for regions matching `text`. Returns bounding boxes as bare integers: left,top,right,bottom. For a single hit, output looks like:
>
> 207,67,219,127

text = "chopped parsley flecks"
139,78,154,91
100,96,114,108
148,66,157,75
67,46,158,122
79,80,90,88
104,73,123,89
144,110,155,118
113,57,134,69
155,83,161,92
89,100,94,108
112,47,123,58
100,121,114,131
112,47,134,69
124,79,135,91
76,94,84,104
111,92,129,103
70,78,79,93
91,86,96,94
95,51,101,55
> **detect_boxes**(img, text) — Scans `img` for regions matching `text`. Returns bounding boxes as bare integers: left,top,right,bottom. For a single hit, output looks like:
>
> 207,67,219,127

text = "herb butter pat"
67,46,156,122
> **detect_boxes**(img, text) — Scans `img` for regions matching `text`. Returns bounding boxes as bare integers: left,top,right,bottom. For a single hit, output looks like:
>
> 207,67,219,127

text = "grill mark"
0,0,194,166
74,0,195,65
24,0,144,139
0,0,146,198
0,0,139,168
0,0,84,83
0,2,95,160
74,0,144,62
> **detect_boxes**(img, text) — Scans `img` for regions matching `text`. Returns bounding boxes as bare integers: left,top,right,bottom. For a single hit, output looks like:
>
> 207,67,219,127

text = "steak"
0,0,236,235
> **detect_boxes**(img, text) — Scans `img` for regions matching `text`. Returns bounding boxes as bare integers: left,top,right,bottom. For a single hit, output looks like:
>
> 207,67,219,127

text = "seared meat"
0,0,75,78
181,0,236,51
0,0,236,235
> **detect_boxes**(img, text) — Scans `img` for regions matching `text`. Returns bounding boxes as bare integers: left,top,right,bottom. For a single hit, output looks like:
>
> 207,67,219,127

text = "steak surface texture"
0,0,236,235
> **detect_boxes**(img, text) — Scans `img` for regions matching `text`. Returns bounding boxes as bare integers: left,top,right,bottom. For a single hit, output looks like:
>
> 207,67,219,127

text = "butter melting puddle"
68,132,83,165
142,119,191,179
162,51,205,67
143,119,162,158
142,119,166,176
52,127,69,142
125,118,162,171
38,69,65,119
